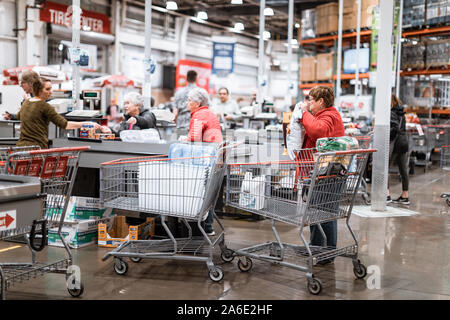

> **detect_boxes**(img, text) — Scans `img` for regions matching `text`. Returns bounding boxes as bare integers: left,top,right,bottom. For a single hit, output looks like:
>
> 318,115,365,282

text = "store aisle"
1,166,449,300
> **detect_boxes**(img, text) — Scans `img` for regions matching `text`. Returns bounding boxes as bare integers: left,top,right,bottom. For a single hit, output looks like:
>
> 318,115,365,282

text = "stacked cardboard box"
299,56,316,82
48,217,113,249
316,53,334,81
426,39,450,68
98,216,155,248
403,0,426,28
342,0,379,31
426,0,450,25
46,196,113,249
316,3,338,35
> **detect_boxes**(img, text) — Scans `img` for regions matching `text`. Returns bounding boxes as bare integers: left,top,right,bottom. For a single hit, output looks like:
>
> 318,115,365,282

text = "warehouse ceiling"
131,0,336,40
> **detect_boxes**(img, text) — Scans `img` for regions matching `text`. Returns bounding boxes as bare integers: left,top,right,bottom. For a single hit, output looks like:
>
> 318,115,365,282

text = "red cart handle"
27,146,90,155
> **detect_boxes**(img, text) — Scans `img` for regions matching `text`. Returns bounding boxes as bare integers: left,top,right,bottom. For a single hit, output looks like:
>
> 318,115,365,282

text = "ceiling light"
264,8,274,16
295,23,300,28
197,11,208,20
263,31,271,39
231,0,243,4
234,22,244,31
166,1,178,10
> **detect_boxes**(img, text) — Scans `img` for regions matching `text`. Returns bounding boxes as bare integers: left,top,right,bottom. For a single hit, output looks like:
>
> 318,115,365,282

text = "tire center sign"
40,1,111,34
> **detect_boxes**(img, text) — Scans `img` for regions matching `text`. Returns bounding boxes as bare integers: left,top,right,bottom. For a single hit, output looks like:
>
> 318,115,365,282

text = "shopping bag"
239,172,266,210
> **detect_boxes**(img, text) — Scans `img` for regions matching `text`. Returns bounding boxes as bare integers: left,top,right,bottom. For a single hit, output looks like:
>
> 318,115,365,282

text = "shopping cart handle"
27,146,90,155
29,219,47,252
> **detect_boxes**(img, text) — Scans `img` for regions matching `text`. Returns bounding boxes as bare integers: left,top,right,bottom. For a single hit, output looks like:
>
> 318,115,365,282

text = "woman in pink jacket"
186,88,223,143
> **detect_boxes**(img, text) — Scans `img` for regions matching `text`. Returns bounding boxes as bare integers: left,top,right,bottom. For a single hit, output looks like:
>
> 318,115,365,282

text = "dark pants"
309,220,337,248
390,152,409,192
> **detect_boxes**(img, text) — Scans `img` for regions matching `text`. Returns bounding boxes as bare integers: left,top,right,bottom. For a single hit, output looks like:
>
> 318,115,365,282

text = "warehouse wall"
0,1,18,72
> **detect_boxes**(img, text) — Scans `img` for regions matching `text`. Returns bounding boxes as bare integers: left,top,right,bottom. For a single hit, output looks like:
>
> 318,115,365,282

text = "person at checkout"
113,92,157,135
3,70,41,120
211,87,242,129
16,77,103,149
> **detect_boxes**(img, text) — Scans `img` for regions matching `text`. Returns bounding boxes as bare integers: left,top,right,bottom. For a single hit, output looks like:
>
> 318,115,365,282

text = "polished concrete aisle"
1,166,449,300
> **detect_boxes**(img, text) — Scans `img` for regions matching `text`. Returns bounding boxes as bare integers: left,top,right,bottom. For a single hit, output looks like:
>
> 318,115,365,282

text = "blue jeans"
205,208,214,232
309,220,337,248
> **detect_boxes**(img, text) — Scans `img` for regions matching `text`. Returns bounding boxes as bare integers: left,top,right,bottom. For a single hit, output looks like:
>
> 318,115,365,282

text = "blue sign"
212,41,235,77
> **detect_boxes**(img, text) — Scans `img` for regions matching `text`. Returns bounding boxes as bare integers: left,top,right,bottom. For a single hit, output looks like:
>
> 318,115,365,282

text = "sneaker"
386,196,392,203
206,230,216,236
316,259,334,266
393,196,410,205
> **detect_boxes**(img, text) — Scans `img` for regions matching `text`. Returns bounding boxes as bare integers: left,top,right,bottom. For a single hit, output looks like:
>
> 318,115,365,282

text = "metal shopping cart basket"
440,145,450,206
224,148,376,295
407,126,433,172
352,133,373,204
100,142,236,282
0,146,89,299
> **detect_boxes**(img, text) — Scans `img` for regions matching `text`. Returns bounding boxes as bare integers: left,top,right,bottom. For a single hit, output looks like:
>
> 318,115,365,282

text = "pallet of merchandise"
299,56,317,82
316,2,338,35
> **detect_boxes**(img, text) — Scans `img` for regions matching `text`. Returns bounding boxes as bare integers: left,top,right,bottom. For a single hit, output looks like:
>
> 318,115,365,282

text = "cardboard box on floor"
48,217,113,249
98,215,155,248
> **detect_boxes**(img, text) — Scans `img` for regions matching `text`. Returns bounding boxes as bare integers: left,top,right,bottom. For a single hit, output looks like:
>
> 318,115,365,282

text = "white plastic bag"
287,103,305,160
239,172,266,210
120,128,163,143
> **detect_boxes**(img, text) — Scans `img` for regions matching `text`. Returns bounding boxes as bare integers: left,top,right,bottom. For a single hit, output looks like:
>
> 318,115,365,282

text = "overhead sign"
176,60,212,93
40,1,111,34
212,37,236,77
0,210,16,231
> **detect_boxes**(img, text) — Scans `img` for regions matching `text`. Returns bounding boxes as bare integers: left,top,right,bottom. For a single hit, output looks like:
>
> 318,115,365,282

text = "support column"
286,0,294,108
371,1,395,211
175,16,190,63
72,0,81,110
143,0,152,110
335,0,343,102
257,0,266,113
112,0,121,75
395,0,404,97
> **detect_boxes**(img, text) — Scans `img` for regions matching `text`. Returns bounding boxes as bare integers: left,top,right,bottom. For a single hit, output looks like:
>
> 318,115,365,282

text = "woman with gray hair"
183,87,223,236
184,87,222,143
115,91,157,134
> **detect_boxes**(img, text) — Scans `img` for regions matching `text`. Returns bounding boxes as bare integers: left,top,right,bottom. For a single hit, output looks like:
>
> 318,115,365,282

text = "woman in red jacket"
185,87,223,144
299,86,345,265
183,87,223,236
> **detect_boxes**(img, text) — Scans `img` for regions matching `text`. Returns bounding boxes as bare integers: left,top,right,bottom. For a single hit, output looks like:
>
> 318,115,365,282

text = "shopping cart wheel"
114,258,129,275
220,249,235,263
67,282,84,298
362,193,371,205
237,257,253,272
353,261,367,279
130,257,142,263
307,277,322,295
209,266,224,282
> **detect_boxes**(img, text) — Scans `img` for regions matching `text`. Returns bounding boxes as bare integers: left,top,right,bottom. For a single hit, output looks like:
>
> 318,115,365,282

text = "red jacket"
187,106,223,143
301,106,345,149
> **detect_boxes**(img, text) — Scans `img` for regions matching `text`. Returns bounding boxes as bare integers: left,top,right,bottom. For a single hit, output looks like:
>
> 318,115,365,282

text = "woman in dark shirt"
17,78,101,149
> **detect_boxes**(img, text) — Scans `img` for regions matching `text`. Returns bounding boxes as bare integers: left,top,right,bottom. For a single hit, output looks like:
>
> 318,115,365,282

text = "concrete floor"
1,165,449,300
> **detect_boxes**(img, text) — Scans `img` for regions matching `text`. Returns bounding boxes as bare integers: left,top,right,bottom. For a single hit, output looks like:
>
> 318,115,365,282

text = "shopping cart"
407,126,433,172
0,146,89,299
440,145,450,206
100,142,236,282
0,146,41,166
352,134,373,204
224,148,376,295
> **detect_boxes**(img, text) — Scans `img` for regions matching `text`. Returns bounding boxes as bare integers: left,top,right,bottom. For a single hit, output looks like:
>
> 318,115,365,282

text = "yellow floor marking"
0,245,22,253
